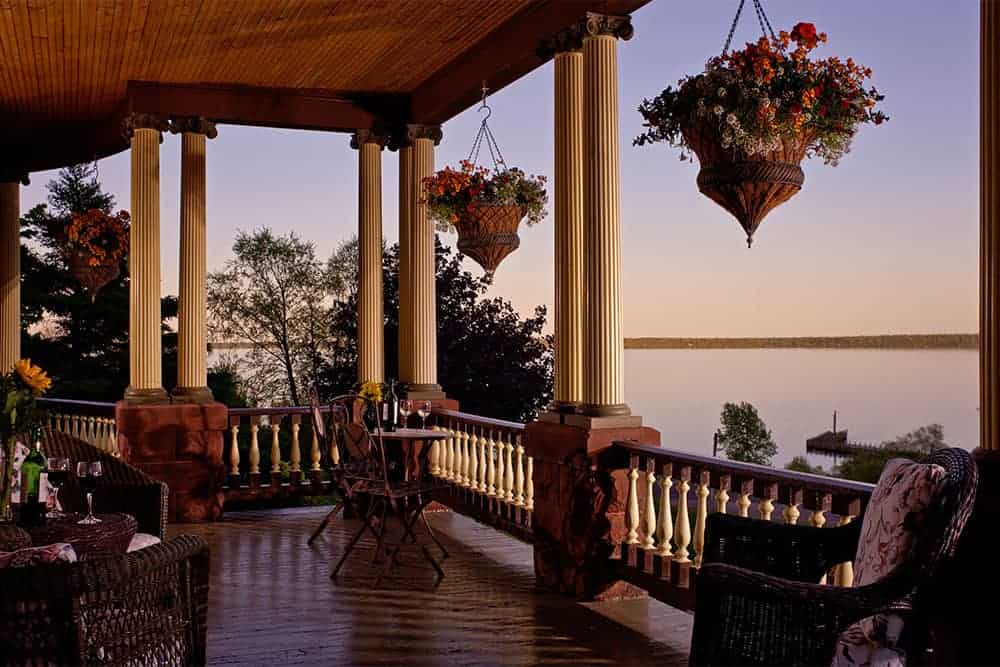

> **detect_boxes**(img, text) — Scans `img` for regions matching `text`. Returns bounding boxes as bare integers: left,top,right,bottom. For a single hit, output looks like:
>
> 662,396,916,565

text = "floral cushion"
831,458,946,667
0,542,77,568
127,532,161,552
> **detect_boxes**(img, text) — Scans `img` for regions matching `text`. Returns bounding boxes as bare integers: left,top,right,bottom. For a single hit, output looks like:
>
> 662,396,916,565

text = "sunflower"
14,359,52,395
358,381,383,404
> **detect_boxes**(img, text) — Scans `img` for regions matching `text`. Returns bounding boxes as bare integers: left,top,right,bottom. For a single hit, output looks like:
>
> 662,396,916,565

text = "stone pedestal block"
525,420,659,598
115,401,227,522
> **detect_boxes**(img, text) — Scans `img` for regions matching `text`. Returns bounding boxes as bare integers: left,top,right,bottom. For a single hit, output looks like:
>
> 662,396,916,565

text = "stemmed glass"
76,461,103,525
418,401,432,430
46,457,70,518
399,400,412,429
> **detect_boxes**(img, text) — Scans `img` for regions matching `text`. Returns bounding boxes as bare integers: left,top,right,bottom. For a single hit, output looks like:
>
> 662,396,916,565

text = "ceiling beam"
410,0,650,125
126,81,409,133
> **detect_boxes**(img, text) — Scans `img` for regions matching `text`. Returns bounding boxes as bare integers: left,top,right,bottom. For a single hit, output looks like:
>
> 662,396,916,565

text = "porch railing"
223,406,336,501
428,409,533,542
602,442,874,610
38,398,119,456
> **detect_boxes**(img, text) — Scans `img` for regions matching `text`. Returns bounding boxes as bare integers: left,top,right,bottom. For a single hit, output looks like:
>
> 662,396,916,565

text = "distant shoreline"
624,334,978,350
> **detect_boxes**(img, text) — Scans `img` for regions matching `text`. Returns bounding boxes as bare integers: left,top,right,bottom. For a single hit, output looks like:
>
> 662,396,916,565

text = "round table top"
376,428,448,440
26,512,137,560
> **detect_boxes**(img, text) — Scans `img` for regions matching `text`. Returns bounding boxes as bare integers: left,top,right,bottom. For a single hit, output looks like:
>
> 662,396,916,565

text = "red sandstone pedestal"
525,418,660,599
115,401,227,522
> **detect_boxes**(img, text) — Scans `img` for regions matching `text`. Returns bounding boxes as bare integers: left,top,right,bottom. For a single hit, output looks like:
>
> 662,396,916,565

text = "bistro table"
26,513,137,560
375,428,448,481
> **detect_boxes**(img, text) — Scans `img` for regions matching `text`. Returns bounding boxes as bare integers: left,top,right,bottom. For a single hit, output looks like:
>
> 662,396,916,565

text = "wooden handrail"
37,398,116,417
431,408,525,432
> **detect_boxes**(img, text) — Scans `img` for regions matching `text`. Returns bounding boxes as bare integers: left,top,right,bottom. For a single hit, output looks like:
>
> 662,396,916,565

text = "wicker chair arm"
95,480,169,539
703,512,862,583
691,562,909,666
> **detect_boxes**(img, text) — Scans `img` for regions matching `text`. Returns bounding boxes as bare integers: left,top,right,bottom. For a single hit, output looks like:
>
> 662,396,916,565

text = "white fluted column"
552,44,585,409
398,144,413,384
353,130,386,384
982,0,1000,451
580,13,633,418
0,179,21,373
124,114,169,403
171,118,217,402
402,124,444,398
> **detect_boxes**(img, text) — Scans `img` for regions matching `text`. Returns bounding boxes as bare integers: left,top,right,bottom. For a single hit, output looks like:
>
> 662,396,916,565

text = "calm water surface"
624,349,979,468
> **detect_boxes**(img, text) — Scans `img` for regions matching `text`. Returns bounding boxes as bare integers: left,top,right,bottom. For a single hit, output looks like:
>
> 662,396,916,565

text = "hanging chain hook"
478,81,492,123
722,0,775,55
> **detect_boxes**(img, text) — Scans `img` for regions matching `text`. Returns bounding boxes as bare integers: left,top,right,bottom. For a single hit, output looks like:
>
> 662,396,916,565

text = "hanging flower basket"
453,204,524,275
424,160,547,276
62,208,129,301
635,19,887,246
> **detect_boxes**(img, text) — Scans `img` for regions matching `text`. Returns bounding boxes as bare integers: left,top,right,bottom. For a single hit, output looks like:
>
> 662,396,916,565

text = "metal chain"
722,0,776,54
466,82,507,172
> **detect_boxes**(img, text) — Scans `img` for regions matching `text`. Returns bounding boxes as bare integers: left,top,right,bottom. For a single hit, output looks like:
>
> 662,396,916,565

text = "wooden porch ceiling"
0,0,649,174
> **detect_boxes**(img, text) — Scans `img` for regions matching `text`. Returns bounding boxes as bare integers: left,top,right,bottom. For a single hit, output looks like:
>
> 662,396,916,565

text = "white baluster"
503,432,515,503
656,463,673,557
691,471,709,567
738,480,753,518
784,488,803,525
834,505,859,587
642,459,656,550
486,430,497,497
229,421,241,477
716,474,731,514
430,426,441,476
514,436,525,507
249,418,260,476
759,483,777,521
525,455,534,511
445,426,456,481
312,422,325,469
478,428,488,492
468,427,479,490
625,456,640,545
673,467,692,563
290,417,301,475
811,493,831,528
270,418,282,479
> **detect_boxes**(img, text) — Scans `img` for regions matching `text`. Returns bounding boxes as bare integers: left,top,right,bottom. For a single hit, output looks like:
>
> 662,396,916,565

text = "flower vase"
363,402,379,432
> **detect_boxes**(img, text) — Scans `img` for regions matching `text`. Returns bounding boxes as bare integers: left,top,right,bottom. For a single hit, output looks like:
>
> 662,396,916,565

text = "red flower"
791,22,817,43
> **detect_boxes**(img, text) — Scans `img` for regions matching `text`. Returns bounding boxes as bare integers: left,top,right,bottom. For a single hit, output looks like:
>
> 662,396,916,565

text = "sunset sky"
20,0,981,338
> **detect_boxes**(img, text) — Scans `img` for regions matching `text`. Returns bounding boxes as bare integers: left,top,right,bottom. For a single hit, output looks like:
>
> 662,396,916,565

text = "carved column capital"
350,129,390,150
169,116,218,139
122,113,170,142
580,12,634,41
537,24,584,60
389,124,442,150
0,168,29,185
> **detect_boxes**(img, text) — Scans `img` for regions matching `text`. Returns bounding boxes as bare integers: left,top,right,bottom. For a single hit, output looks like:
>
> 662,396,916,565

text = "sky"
19,0,981,338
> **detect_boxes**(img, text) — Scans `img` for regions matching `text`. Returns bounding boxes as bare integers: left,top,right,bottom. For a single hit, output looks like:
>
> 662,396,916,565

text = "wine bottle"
20,427,46,526
385,379,398,432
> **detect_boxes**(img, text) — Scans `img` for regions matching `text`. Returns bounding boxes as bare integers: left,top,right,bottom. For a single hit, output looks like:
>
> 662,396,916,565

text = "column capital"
350,129,390,150
537,24,584,60
122,113,170,141
390,124,442,150
169,116,218,138
0,168,29,185
580,12,634,41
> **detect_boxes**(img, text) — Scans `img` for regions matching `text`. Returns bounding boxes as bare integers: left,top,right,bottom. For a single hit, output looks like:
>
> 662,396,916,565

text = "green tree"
19,164,177,401
835,423,947,483
716,401,777,465
785,456,827,475
207,228,342,406
881,423,946,454
322,237,553,423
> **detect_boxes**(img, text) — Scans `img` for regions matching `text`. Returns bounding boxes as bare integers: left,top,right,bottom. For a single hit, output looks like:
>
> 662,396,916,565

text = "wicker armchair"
42,428,168,539
689,448,978,666
0,534,209,665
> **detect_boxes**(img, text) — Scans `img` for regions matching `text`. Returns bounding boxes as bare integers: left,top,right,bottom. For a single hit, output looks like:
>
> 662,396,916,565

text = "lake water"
625,349,980,468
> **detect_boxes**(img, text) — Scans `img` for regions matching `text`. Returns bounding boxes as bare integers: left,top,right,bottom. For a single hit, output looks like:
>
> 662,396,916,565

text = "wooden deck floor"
173,506,693,666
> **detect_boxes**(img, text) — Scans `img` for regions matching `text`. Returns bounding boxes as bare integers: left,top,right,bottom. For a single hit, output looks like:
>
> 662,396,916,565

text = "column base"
547,400,581,414
404,383,446,400
171,385,215,404
525,418,660,599
578,402,632,418
123,386,170,405
115,401,227,522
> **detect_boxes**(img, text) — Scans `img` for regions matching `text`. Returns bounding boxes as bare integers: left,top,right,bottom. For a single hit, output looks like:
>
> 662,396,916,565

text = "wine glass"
399,400,412,429
46,457,70,518
418,401,432,430
77,461,103,525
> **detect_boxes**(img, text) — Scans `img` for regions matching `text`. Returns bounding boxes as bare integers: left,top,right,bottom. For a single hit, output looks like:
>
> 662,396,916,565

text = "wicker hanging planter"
454,204,524,275
684,123,808,247
68,250,120,302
